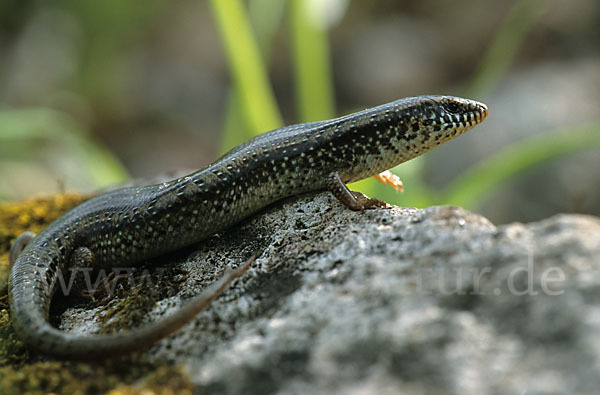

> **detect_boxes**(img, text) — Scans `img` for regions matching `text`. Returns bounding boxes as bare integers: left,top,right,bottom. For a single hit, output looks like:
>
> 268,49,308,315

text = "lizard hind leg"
65,246,107,300
66,246,126,301
9,231,36,268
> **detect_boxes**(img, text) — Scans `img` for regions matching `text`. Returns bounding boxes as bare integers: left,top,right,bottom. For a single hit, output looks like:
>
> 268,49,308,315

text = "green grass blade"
219,0,286,153
441,123,600,209
464,0,547,98
220,88,250,153
209,0,282,136
290,0,335,122
248,0,287,57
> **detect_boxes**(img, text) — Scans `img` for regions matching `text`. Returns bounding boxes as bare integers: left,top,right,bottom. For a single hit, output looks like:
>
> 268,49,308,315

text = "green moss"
0,360,193,395
0,254,9,308
0,309,28,366
0,193,92,254
108,365,194,395
94,264,186,334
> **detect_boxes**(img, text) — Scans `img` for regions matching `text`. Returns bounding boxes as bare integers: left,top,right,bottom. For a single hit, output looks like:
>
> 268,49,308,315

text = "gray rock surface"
62,192,600,394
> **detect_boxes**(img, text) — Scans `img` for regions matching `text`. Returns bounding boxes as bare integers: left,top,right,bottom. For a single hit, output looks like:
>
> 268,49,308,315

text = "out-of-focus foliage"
442,123,600,208
0,109,128,200
464,0,547,98
214,0,335,154
56,0,165,107
289,0,335,123
214,0,286,153
0,0,598,220
211,0,600,212
0,1,167,199
209,0,283,139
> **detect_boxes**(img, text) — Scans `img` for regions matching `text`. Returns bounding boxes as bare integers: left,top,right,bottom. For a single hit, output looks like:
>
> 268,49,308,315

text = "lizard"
8,95,488,359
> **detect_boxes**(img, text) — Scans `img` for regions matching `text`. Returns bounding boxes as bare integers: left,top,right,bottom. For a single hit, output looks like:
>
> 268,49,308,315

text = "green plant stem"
290,0,335,122
209,0,282,136
219,0,286,153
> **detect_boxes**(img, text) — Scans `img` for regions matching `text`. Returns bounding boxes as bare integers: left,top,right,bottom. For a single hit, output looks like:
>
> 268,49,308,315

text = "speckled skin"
9,95,488,359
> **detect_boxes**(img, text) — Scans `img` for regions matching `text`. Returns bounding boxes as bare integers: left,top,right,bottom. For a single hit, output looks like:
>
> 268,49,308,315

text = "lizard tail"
10,257,253,360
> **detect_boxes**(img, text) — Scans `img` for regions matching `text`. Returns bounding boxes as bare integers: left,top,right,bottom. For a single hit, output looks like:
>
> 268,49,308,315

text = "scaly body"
9,95,488,359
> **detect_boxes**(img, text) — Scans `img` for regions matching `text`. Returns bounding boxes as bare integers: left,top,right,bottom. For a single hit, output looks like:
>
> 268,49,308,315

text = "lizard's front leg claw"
326,172,391,211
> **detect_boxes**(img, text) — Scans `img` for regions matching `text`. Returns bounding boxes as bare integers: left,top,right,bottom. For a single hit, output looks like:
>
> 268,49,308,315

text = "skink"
9,95,488,359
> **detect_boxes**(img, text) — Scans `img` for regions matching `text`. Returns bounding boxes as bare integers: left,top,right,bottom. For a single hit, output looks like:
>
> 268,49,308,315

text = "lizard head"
339,95,490,182
399,95,489,144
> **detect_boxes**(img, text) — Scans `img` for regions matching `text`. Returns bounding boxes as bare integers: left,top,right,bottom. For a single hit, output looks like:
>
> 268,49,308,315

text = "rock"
60,192,600,394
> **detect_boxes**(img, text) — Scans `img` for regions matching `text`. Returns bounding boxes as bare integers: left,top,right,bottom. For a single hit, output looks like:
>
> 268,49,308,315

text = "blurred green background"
0,0,598,224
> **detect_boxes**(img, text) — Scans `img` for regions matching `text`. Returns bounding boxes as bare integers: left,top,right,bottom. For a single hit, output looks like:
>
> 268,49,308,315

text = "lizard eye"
444,101,460,113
